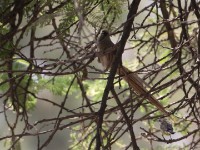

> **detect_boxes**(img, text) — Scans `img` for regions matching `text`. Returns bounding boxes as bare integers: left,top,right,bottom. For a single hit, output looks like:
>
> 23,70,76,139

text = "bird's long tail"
116,66,170,116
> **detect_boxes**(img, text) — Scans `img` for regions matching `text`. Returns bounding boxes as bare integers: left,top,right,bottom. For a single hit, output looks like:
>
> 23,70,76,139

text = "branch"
95,0,141,149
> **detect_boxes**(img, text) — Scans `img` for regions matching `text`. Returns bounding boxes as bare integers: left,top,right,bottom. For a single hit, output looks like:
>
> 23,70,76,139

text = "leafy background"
0,0,199,150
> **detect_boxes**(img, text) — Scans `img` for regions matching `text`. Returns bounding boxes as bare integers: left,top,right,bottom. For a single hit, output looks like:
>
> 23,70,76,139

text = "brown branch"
111,88,139,150
96,0,141,149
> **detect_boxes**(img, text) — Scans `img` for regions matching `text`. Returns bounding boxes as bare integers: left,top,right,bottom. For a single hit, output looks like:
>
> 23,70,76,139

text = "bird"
97,29,170,116
158,118,175,139
97,29,117,71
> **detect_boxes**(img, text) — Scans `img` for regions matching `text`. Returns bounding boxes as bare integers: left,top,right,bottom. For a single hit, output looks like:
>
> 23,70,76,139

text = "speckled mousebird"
97,29,170,116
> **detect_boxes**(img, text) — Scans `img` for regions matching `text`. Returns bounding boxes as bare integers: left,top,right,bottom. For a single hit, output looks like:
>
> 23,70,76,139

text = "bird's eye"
102,30,108,35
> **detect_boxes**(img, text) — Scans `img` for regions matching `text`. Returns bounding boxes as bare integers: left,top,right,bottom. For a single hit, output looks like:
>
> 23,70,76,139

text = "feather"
97,30,170,116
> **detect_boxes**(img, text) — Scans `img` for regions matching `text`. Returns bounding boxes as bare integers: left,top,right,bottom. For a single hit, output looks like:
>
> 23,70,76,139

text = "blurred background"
0,0,199,149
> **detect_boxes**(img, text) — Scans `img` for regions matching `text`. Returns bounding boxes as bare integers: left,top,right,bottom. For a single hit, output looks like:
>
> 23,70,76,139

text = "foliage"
0,0,199,150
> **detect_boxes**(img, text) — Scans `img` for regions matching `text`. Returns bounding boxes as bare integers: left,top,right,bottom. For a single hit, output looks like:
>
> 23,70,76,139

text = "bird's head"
101,29,109,36
98,29,110,42
158,118,165,123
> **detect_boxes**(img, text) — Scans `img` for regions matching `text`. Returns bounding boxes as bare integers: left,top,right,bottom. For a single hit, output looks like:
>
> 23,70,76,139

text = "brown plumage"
97,30,170,116
97,30,116,71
